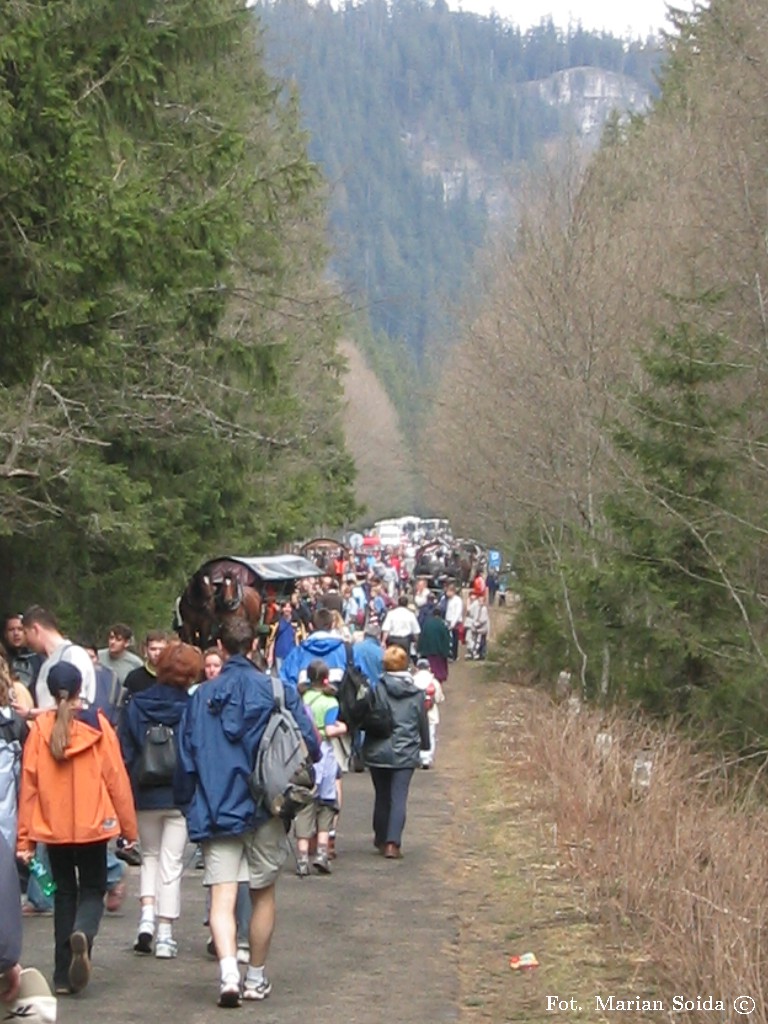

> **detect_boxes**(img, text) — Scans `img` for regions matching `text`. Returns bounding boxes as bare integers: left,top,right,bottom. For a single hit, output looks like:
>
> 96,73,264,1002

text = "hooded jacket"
280,632,349,689
176,655,321,842
362,672,429,770
119,682,190,811
17,707,138,853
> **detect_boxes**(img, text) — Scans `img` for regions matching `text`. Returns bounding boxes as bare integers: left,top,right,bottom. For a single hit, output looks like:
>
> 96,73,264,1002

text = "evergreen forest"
0,1,357,631
254,0,662,370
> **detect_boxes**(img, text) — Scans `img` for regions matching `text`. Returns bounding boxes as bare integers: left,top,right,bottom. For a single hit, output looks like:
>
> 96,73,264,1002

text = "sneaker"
105,880,126,913
236,945,250,965
243,975,272,1001
295,858,310,878
67,931,91,993
134,926,154,955
313,850,332,875
218,976,242,1009
155,937,178,959
115,844,142,867
195,845,205,870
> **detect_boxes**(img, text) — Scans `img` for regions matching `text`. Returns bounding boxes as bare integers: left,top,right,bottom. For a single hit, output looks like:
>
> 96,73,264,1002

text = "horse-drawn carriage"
297,537,352,579
174,553,322,648
414,538,487,594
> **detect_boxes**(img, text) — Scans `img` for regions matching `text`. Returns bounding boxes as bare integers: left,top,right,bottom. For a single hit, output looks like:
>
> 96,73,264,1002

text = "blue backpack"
91,664,122,726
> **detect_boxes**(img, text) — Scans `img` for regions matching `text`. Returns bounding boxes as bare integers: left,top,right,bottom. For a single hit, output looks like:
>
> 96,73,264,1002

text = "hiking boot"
67,931,91,993
383,842,402,860
218,976,242,1009
115,844,142,867
313,849,332,875
295,857,310,878
243,975,272,1001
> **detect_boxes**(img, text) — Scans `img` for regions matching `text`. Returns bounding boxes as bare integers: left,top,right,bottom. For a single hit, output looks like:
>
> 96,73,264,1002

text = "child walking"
295,660,348,876
17,661,137,995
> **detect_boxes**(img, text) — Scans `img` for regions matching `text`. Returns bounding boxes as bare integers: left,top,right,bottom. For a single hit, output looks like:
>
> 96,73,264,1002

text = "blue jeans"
369,767,415,848
106,849,124,890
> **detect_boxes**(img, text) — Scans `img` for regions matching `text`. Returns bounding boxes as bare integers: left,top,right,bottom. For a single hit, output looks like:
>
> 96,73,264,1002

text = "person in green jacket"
416,608,451,684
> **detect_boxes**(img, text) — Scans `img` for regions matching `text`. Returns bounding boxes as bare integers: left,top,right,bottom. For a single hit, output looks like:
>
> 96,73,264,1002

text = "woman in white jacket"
411,659,445,768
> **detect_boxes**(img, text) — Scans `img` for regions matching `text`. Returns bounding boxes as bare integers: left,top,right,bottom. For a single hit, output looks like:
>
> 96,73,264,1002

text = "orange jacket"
17,707,138,854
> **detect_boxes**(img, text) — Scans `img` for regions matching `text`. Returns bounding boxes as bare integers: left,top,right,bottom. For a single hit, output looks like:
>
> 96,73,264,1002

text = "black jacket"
363,671,429,770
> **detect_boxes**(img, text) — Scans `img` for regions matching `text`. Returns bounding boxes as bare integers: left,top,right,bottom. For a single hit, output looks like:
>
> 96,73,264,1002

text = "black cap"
47,661,82,699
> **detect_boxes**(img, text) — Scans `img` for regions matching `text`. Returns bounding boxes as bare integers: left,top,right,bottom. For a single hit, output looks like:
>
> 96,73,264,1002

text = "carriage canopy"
196,554,323,592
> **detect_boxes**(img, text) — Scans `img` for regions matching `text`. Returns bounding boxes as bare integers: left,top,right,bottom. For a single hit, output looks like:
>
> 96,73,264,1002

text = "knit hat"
47,661,82,699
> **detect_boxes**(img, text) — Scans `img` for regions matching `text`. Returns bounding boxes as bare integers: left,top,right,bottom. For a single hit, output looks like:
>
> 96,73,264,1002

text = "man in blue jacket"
176,618,319,1009
279,607,349,690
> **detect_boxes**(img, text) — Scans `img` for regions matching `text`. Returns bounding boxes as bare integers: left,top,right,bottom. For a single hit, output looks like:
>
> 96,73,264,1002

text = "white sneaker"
218,976,242,1009
243,975,272,1001
155,937,178,959
236,945,249,965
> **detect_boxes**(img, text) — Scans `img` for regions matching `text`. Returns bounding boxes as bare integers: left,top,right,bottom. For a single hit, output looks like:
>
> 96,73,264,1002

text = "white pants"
420,721,438,766
137,808,188,919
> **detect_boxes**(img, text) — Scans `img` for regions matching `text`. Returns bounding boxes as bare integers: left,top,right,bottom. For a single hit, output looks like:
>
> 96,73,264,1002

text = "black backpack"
336,644,374,732
134,723,177,787
336,645,393,739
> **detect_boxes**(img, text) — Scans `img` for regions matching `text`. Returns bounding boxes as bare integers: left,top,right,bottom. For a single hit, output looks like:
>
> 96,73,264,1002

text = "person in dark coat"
416,607,451,684
120,642,201,960
363,646,429,859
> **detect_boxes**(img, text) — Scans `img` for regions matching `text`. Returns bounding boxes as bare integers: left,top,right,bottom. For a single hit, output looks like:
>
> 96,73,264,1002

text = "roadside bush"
522,695,768,1022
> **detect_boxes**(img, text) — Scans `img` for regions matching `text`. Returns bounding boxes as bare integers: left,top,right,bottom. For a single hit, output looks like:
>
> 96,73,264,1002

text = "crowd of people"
0,563,493,1014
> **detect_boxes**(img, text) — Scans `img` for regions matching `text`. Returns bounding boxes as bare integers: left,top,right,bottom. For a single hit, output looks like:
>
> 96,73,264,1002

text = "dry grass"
453,673,664,1023
519,692,768,1022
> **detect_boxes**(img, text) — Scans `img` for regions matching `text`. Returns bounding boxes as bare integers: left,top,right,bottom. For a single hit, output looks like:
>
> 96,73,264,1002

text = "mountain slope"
254,0,664,363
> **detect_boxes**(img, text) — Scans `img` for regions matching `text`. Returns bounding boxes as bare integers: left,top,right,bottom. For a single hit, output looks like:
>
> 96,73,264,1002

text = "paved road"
20,723,462,1022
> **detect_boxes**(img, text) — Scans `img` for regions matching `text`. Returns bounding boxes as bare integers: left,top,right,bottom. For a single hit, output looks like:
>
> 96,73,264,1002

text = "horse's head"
186,571,215,610
216,574,242,612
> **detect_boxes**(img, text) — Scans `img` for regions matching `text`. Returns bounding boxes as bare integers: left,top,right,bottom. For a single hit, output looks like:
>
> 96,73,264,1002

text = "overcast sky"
451,0,684,38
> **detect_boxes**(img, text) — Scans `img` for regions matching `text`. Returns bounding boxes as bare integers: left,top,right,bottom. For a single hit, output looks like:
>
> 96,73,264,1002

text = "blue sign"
488,549,502,570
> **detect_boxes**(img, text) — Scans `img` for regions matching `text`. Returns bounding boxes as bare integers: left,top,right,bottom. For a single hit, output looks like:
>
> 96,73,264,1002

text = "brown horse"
176,571,217,647
214,575,263,639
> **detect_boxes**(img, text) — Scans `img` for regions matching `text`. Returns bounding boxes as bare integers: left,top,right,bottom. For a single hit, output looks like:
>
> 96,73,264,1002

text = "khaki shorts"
202,819,288,889
294,802,336,840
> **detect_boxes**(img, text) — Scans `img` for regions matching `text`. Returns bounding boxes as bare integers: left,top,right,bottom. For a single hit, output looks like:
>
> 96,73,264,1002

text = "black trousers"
47,841,107,987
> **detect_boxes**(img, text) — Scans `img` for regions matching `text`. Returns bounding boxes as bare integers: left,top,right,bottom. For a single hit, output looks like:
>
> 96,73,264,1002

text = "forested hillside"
254,0,662,366
426,0,768,749
0,1,356,632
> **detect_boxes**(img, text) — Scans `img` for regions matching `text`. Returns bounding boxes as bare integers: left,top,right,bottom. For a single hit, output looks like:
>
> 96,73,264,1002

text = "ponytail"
50,693,76,761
